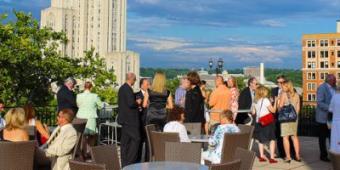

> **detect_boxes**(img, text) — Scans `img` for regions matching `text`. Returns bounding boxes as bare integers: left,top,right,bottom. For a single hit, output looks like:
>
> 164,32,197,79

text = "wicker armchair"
209,159,241,170
183,123,201,135
91,144,120,170
330,150,340,170
220,133,249,163
145,124,157,161
72,118,87,160
150,131,179,161
237,125,254,150
165,142,201,163
232,147,255,170
69,160,106,170
0,141,35,170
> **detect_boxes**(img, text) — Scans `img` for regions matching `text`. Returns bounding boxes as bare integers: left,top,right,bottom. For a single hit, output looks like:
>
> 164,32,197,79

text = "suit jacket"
185,85,205,123
45,124,77,170
117,83,140,128
76,91,102,119
57,85,78,114
316,83,335,123
238,87,252,110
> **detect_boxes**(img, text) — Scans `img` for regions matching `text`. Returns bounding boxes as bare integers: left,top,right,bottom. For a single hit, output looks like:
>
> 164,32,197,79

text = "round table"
123,161,209,170
189,135,210,143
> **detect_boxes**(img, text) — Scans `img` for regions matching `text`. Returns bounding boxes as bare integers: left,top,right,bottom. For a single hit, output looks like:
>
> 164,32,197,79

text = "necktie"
47,127,61,145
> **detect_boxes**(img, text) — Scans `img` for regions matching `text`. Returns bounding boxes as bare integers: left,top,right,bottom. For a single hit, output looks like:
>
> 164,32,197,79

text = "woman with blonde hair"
0,108,29,141
146,71,173,129
278,80,301,162
253,85,278,163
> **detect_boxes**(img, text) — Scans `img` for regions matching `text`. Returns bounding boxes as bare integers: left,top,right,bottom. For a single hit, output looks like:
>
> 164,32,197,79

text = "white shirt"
254,98,271,122
163,121,191,142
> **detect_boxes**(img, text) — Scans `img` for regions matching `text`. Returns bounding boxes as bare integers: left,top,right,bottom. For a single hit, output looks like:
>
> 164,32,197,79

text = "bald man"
118,73,142,167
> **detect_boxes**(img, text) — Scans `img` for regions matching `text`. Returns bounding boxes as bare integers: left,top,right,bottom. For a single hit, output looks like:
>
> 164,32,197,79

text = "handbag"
278,97,297,123
258,99,274,127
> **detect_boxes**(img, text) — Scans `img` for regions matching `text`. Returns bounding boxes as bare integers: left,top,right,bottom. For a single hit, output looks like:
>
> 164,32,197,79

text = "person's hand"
136,99,142,105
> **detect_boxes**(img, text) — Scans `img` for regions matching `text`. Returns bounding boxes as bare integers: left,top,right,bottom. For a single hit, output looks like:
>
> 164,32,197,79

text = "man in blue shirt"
175,77,189,108
316,74,337,162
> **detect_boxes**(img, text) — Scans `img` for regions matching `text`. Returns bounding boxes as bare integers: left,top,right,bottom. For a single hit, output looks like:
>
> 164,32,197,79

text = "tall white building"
41,0,139,86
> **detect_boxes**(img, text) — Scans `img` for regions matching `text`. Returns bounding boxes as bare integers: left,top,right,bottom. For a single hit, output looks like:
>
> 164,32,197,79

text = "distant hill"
141,68,302,87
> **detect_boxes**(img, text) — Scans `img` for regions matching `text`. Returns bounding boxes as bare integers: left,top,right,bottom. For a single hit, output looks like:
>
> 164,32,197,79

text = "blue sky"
1,0,340,69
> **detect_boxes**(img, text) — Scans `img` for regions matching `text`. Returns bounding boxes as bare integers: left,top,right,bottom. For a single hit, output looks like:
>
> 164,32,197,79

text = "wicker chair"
220,133,249,163
237,125,254,150
72,133,83,160
209,159,241,170
150,131,179,161
69,160,106,170
145,124,157,161
165,142,201,163
0,141,35,170
72,118,87,160
232,147,255,170
330,150,340,170
91,144,120,170
183,123,201,135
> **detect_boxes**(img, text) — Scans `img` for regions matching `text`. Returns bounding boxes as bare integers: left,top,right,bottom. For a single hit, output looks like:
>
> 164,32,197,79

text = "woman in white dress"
163,106,191,142
329,87,340,153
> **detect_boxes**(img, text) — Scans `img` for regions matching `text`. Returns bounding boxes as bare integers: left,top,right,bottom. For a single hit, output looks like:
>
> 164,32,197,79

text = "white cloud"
129,36,192,51
258,19,286,27
136,0,160,4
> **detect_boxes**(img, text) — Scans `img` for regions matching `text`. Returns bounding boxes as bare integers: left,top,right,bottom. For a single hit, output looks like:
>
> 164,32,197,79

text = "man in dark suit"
236,77,257,125
118,73,142,167
57,77,78,114
271,75,288,159
136,78,150,162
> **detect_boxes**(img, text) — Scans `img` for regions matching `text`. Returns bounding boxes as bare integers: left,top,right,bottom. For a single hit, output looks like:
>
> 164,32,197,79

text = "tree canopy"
0,11,117,106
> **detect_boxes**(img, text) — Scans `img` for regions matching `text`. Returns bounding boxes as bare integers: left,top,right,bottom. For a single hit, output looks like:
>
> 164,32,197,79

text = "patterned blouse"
205,124,240,163
230,87,239,118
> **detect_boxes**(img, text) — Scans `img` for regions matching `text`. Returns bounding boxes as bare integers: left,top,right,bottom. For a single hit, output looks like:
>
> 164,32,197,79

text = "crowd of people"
116,71,340,168
0,71,339,169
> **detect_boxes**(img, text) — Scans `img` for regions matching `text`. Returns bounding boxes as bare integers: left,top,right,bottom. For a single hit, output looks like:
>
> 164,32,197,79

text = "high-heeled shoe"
295,158,302,162
258,157,267,162
269,158,278,164
284,159,291,163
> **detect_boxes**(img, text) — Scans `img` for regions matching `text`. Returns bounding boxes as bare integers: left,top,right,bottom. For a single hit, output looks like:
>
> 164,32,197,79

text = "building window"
338,61,340,68
338,73,340,79
338,51,340,57
307,72,316,80
320,61,329,68
308,94,316,101
320,40,329,47
307,40,316,47
320,51,329,58
307,83,312,91
320,72,329,80
337,40,340,46
308,51,316,58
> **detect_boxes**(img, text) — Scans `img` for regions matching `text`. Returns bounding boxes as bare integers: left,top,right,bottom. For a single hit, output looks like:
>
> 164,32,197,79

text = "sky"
1,0,340,69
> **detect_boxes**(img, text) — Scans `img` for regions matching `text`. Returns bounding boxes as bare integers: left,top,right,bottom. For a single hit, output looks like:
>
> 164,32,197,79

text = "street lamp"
217,58,224,74
209,58,213,71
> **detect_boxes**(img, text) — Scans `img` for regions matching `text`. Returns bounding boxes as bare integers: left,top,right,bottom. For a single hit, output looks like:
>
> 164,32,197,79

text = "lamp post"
217,58,224,74
209,59,213,74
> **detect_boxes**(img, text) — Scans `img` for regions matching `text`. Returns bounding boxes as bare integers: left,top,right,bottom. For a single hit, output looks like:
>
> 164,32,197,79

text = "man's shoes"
320,157,330,162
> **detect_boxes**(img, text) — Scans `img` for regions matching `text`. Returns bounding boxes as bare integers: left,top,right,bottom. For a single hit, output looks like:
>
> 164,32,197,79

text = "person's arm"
295,95,300,113
208,126,220,146
180,124,191,143
45,131,77,157
95,95,103,109
208,91,217,107
36,120,50,139
278,92,286,109
166,94,174,109
266,98,276,113
317,85,330,112
142,91,149,108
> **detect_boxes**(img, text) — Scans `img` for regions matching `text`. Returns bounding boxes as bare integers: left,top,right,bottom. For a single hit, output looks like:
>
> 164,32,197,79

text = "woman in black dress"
146,72,174,130
184,71,205,126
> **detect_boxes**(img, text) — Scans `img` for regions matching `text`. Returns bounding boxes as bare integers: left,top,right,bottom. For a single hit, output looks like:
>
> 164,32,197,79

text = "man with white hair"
57,77,78,114
316,74,337,162
118,73,142,167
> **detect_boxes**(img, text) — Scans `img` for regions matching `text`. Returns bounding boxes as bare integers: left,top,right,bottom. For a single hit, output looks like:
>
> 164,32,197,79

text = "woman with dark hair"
185,71,205,125
23,104,50,144
163,106,190,142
